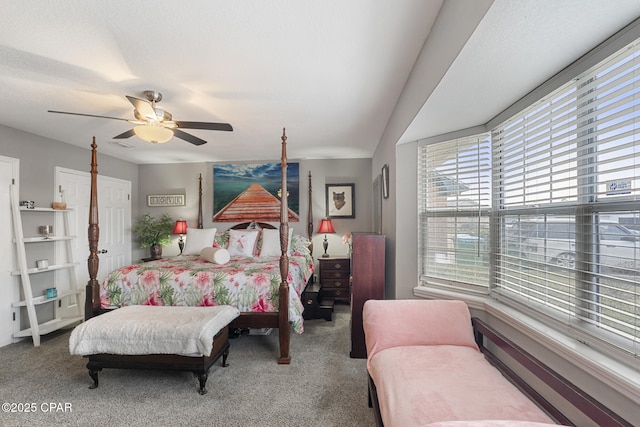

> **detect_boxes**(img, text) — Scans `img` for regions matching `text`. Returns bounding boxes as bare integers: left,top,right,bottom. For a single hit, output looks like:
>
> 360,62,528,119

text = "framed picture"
326,183,355,218
147,194,185,207
381,164,389,199
212,162,300,222
373,175,382,234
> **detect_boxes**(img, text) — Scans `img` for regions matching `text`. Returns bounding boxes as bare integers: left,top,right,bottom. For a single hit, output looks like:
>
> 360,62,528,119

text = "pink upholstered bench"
363,299,632,427
363,299,556,427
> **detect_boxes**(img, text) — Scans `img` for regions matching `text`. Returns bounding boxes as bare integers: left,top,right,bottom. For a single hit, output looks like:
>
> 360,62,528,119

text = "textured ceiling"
1,1,640,164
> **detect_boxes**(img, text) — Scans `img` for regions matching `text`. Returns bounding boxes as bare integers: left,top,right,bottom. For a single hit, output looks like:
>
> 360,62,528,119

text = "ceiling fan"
48,90,233,145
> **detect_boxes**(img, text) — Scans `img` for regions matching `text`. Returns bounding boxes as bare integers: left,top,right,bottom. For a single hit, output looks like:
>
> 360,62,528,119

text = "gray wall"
1,123,375,264
137,158,374,263
1,125,139,326
0,125,139,233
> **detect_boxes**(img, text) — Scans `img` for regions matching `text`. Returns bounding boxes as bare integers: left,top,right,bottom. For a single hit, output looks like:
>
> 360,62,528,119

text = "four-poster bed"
84,129,311,364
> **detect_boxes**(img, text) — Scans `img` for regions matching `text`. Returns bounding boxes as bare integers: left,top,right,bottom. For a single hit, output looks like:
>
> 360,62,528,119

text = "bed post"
307,171,313,254
197,173,203,229
85,137,100,319
278,128,291,364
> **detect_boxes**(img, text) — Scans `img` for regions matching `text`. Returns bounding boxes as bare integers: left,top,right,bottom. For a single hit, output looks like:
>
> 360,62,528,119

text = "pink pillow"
363,299,478,361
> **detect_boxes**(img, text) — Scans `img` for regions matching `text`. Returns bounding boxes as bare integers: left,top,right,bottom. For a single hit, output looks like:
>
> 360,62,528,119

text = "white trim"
413,286,640,405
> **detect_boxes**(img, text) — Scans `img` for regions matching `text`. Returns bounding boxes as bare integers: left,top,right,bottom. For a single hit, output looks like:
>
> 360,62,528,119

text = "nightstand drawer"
321,287,348,299
322,278,348,288
320,269,349,280
322,260,349,271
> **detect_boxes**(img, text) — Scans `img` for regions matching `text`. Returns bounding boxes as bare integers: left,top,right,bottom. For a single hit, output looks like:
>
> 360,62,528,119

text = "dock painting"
213,162,300,222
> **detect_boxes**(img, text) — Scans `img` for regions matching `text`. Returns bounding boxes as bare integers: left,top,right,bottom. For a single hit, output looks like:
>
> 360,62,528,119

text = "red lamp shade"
317,218,335,258
316,218,336,234
173,220,187,235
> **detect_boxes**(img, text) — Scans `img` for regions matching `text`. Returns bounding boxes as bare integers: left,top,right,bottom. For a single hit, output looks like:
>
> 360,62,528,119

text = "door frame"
0,155,20,346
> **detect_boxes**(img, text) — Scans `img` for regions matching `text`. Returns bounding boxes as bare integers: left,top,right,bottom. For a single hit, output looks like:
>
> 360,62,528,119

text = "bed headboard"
194,160,313,241
230,222,277,230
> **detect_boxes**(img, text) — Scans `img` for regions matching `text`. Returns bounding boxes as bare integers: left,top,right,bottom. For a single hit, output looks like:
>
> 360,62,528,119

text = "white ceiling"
1,1,640,164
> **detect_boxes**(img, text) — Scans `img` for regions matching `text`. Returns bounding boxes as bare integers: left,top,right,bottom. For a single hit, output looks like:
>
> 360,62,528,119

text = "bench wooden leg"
196,372,208,395
88,368,101,389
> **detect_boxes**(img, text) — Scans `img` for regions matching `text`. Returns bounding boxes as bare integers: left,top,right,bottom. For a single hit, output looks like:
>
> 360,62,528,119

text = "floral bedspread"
99,254,314,333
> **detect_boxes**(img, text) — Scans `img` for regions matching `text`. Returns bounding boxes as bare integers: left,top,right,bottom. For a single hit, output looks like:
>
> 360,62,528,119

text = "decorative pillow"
290,234,311,257
227,229,260,257
183,228,217,255
213,231,229,248
200,247,231,265
259,228,293,257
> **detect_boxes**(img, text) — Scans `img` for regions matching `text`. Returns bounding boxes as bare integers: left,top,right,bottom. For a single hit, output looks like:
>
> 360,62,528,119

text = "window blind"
418,134,492,291
493,40,640,358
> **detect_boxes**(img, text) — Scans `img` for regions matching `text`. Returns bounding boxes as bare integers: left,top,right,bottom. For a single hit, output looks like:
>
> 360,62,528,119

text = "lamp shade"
317,218,336,234
172,220,187,235
133,123,174,143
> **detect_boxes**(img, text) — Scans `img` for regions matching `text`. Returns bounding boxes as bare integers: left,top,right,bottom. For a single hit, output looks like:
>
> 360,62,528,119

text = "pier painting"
213,162,299,222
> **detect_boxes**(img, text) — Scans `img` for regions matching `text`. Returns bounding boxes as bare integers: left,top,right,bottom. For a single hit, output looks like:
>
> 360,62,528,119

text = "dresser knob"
333,263,342,269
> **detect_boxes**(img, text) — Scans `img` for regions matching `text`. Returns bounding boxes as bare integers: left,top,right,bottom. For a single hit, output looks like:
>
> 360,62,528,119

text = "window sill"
413,286,640,406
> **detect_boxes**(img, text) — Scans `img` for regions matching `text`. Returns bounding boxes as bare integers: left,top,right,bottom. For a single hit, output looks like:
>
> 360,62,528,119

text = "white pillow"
227,229,260,257
183,228,217,255
200,247,231,265
260,228,293,257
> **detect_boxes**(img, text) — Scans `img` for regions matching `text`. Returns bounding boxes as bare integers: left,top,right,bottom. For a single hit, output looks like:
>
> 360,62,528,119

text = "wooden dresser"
350,233,385,359
318,257,351,303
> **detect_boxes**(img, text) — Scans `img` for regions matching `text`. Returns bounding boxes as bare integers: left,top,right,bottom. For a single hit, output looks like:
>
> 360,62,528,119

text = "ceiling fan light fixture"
133,124,173,143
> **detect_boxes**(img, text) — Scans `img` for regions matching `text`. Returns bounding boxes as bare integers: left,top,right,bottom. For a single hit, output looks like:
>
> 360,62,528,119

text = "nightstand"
318,257,351,303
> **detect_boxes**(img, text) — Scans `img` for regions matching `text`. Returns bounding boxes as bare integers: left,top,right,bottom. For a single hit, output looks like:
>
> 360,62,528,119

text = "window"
418,38,640,360
494,40,640,358
418,134,492,293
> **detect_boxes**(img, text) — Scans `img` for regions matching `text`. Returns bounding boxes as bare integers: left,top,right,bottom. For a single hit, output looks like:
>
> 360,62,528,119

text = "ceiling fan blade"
113,129,136,139
48,110,130,122
126,96,157,120
173,129,207,146
174,121,233,131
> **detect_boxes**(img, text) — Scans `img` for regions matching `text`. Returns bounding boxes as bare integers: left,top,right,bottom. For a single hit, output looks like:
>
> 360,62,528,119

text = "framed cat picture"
326,183,355,218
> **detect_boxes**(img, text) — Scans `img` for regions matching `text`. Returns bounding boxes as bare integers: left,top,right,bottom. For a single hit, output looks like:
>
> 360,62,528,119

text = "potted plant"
133,213,173,259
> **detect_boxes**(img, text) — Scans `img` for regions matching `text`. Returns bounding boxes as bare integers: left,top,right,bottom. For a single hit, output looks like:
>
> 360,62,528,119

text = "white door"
55,168,131,315
96,175,131,275
0,156,20,347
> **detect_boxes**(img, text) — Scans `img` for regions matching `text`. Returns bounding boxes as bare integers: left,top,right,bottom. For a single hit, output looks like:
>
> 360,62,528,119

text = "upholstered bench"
69,305,240,394
363,299,633,427
363,300,557,426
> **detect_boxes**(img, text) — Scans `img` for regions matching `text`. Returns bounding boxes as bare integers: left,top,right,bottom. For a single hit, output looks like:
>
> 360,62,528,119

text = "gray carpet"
0,304,375,427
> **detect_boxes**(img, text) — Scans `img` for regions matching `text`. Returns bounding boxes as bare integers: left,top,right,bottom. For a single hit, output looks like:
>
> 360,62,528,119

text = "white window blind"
418,134,492,292
493,40,640,358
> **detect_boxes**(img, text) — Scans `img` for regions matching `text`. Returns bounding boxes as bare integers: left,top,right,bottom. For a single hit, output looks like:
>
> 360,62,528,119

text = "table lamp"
317,218,336,258
173,220,188,254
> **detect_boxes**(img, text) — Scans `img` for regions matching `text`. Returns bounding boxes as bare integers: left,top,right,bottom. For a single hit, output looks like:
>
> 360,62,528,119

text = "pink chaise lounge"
363,299,558,427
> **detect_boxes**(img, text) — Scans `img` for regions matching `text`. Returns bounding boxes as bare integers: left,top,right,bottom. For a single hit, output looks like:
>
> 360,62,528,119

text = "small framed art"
326,183,355,218
381,164,389,199
147,194,185,207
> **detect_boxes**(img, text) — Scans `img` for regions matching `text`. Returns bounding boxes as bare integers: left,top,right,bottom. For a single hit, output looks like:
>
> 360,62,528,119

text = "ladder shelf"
9,183,83,346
